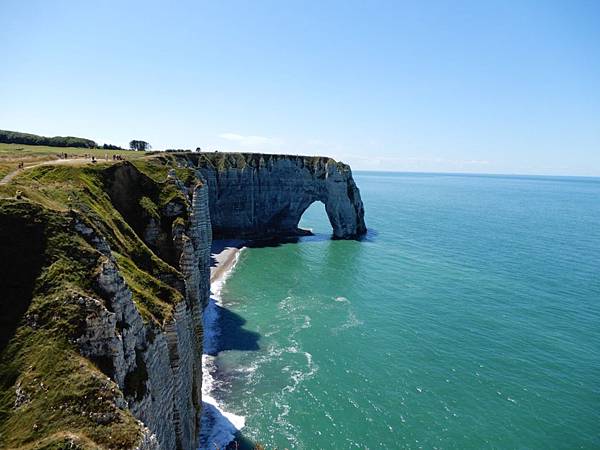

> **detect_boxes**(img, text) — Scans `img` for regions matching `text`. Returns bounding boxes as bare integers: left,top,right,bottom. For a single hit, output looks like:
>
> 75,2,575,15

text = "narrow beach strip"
199,240,246,450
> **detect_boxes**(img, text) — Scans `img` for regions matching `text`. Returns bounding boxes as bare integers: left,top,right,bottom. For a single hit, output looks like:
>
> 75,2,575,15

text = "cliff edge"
0,151,366,449
190,153,367,239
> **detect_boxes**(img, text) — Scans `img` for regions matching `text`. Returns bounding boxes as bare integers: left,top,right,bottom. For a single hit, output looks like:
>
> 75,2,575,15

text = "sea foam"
199,249,245,450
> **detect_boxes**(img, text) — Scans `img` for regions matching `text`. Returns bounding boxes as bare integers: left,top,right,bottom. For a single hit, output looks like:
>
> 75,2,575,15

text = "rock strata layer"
0,152,365,450
75,181,212,450
190,153,367,239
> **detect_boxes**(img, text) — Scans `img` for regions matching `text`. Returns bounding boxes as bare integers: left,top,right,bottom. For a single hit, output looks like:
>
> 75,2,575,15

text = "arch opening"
298,200,332,236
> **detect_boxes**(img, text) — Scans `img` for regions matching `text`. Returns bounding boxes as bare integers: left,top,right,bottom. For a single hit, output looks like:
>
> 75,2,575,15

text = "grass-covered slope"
0,200,143,449
0,148,348,448
0,157,199,449
0,143,148,180
191,151,350,174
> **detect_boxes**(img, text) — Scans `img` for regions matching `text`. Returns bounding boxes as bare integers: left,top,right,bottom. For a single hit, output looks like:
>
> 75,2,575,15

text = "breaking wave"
199,250,245,450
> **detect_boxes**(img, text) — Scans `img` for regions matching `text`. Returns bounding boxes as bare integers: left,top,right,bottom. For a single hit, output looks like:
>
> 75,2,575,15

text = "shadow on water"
203,302,261,450
206,228,374,449
246,235,303,248
214,304,260,354
359,227,378,243
201,400,258,450
225,431,258,450
210,233,311,263
262,229,377,245
241,229,376,248
207,228,375,353
210,227,376,265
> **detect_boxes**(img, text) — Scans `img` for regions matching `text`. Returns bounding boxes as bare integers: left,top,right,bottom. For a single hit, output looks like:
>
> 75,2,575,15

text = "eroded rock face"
74,182,212,450
193,154,367,239
68,154,364,449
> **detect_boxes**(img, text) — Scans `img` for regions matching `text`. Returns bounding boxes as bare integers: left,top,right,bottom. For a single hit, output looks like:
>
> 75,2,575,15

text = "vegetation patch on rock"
0,154,202,448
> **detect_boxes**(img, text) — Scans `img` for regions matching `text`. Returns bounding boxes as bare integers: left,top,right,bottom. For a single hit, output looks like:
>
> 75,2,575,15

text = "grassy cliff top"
0,143,149,180
0,200,145,449
0,144,351,448
0,156,199,449
0,143,351,180
189,151,351,173
0,159,189,325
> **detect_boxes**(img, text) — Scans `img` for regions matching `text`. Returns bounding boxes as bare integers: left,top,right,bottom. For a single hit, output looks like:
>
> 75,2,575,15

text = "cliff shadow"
358,227,378,242
200,400,251,450
226,432,258,450
242,233,330,249
0,208,47,353
242,230,368,248
212,304,260,354
210,236,331,270
200,401,261,450
246,236,301,248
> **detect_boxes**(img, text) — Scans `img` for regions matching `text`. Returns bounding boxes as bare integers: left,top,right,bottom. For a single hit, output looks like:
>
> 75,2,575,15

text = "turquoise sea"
210,172,600,449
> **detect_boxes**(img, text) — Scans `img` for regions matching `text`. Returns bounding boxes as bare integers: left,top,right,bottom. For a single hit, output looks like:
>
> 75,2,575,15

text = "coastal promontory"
0,147,366,449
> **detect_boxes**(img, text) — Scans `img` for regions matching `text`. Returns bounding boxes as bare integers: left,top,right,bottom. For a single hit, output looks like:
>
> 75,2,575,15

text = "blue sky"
1,1,599,175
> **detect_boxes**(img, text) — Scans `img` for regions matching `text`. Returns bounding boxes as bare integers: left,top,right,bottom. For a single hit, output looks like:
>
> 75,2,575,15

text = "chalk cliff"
189,153,366,239
0,152,365,449
74,178,212,450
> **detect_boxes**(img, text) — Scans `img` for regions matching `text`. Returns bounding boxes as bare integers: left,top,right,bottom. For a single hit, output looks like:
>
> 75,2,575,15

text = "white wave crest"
199,249,246,450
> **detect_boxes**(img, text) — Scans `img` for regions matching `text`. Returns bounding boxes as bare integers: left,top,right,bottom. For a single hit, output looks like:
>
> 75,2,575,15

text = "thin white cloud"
463,159,490,165
218,132,283,147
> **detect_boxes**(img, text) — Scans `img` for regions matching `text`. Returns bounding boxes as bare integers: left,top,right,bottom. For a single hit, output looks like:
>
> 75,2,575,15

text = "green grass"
114,252,183,326
0,200,143,449
0,147,347,448
0,156,199,448
0,143,150,182
191,151,350,173
131,154,197,184
0,142,148,160
0,163,183,284
139,196,160,221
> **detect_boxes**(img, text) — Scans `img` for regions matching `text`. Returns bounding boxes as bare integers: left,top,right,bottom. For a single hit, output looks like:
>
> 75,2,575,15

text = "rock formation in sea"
193,153,367,239
0,152,366,449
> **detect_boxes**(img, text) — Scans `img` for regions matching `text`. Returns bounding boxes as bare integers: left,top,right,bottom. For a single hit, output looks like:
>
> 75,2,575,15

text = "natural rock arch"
189,153,367,239
296,199,329,234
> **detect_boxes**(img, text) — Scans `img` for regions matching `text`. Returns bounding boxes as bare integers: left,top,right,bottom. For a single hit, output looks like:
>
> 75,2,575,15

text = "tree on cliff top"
129,140,151,151
0,129,97,148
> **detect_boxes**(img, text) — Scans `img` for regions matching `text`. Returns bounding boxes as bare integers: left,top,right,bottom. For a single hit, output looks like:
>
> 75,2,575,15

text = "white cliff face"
69,155,364,449
135,428,161,450
74,181,213,450
194,155,367,239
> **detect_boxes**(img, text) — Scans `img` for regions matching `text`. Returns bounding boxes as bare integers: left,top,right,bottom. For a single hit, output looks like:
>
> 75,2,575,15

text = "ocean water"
207,172,600,449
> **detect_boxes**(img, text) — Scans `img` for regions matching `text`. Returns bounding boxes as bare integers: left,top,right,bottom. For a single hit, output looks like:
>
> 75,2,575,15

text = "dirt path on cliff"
0,157,100,185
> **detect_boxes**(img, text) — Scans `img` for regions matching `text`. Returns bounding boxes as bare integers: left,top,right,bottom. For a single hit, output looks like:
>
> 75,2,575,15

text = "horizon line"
352,169,600,180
